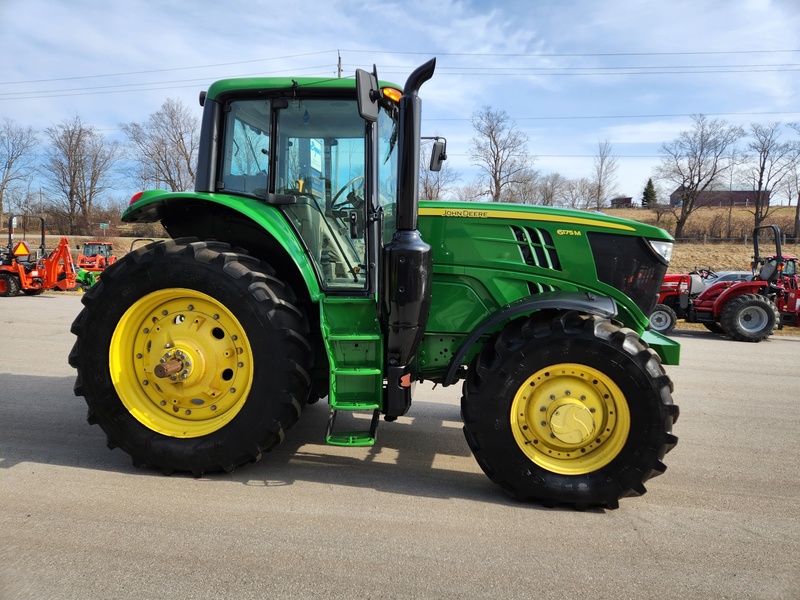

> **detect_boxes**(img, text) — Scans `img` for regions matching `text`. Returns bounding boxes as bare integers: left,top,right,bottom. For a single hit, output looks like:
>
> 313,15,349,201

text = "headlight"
648,240,673,265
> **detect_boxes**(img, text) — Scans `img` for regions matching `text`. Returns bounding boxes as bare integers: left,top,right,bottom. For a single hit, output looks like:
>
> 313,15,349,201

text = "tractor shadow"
227,398,507,504
0,374,549,508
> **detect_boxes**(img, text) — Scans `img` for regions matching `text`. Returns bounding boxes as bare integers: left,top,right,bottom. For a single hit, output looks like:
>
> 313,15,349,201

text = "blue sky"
2,0,799,203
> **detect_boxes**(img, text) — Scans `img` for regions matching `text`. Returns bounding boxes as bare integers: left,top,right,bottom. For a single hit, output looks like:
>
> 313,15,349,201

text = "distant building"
610,196,633,208
669,186,769,208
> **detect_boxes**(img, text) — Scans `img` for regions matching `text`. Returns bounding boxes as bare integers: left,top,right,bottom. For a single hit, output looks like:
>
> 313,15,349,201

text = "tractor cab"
215,91,400,291
82,242,114,260
759,253,798,283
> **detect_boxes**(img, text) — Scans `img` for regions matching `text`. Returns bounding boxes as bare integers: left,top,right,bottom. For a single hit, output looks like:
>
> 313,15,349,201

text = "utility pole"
337,51,342,78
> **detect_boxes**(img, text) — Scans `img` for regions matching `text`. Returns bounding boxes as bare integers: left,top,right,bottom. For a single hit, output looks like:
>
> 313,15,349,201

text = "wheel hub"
738,306,767,332
650,311,669,329
110,289,253,438
549,399,596,444
510,363,629,475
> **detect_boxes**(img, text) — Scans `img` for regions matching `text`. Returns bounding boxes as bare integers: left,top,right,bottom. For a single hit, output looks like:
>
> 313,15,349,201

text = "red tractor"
649,271,706,334
764,251,799,327
650,225,797,341
0,215,77,297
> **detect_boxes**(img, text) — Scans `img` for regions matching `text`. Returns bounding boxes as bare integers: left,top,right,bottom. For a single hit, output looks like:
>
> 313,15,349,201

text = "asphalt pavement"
1,293,798,599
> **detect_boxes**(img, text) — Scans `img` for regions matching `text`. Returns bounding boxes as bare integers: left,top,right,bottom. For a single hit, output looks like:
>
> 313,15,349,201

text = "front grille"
511,226,562,270
588,232,667,316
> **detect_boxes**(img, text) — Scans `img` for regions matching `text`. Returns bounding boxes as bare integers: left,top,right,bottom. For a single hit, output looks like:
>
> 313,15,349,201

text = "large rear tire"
720,293,778,342
69,238,313,475
461,312,679,509
0,273,20,297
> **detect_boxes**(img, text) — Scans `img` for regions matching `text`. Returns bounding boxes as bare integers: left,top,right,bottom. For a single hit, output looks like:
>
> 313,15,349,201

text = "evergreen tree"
642,178,657,208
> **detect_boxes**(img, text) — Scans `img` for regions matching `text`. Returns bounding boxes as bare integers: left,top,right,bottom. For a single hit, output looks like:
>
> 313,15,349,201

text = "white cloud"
1,0,799,199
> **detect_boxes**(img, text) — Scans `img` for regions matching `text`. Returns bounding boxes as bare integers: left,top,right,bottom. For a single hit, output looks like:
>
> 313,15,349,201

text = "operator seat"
688,273,705,295
757,261,777,283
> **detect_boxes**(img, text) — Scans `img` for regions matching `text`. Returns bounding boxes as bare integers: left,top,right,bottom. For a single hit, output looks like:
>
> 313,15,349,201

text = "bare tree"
535,172,568,206
787,123,800,240
454,181,485,202
419,141,460,200
503,168,540,204
469,106,534,202
0,119,38,221
741,122,798,229
655,114,744,238
42,116,119,234
120,98,199,192
786,163,800,241
589,139,619,209
563,177,593,209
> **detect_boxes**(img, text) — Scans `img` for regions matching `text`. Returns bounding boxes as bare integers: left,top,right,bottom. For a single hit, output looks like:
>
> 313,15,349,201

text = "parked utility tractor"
74,241,118,290
75,268,99,291
0,215,76,297
69,60,680,509
76,241,117,271
651,225,796,341
650,271,707,334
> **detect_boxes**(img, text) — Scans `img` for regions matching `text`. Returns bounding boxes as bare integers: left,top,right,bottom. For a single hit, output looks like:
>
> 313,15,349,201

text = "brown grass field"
603,206,800,273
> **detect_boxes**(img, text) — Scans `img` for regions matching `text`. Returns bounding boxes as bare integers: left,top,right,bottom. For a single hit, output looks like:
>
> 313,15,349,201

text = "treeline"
2,97,800,239
0,99,196,237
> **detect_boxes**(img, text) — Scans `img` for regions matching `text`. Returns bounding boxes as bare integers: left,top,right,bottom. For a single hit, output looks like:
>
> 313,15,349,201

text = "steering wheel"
331,175,365,211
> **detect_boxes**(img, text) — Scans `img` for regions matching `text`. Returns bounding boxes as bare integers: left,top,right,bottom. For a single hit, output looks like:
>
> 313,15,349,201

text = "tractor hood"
417,200,674,336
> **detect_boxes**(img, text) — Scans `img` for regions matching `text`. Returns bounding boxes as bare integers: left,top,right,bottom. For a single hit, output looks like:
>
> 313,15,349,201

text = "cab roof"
205,77,399,101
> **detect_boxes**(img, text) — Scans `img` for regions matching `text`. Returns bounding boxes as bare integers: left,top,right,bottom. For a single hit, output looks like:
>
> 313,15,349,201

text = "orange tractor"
0,215,77,297
76,241,117,271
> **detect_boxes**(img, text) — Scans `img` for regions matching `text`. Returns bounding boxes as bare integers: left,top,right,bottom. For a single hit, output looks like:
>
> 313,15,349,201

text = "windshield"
84,243,112,257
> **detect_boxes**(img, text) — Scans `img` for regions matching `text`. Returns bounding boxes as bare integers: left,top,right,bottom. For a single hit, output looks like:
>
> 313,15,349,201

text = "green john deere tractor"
69,59,680,509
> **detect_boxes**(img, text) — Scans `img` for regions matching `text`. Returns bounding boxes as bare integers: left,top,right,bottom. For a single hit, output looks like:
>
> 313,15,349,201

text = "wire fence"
674,234,794,245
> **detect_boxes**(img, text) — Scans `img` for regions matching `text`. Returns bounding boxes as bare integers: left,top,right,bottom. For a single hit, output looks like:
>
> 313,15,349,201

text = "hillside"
670,241,799,273
602,206,799,272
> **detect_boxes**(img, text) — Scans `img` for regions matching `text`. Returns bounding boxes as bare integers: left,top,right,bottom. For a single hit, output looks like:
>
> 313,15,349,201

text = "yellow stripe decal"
418,207,636,232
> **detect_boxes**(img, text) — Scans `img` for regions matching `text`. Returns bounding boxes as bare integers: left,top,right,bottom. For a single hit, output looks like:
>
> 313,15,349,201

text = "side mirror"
356,67,379,123
429,139,447,172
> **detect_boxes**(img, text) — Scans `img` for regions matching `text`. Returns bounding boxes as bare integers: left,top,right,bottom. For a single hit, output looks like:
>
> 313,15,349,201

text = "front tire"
649,303,677,334
69,238,313,475
720,293,778,342
462,312,679,509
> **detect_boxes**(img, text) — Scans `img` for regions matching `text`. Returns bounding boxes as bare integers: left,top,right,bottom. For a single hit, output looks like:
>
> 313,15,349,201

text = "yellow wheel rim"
109,289,254,438
510,363,630,475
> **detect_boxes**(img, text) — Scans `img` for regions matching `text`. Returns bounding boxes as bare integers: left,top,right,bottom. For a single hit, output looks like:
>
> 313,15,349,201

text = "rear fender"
709,281,768,317
123,191,322,301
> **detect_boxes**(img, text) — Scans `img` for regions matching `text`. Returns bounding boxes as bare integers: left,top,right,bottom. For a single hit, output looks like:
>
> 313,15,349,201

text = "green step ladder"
320,297,383,446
